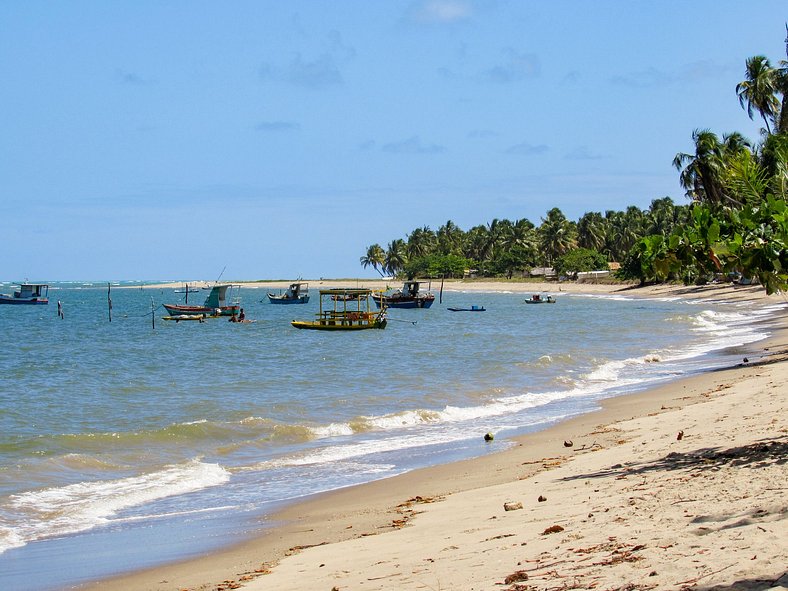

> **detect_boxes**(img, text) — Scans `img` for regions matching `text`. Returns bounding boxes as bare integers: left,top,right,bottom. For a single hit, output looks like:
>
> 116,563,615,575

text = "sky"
1,1,786,282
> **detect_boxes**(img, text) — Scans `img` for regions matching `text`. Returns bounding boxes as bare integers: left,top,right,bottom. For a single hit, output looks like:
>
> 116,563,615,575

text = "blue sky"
1,1,785,281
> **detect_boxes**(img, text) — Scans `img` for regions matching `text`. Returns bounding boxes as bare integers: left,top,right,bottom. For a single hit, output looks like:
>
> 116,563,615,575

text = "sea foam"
0,460,229,554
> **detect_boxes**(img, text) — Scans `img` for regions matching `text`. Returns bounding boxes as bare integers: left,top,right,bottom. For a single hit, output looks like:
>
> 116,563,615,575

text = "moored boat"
372,281,434,309
0,283,49,305
162,314,213,322
447,305,486,312
163,284,240,316
174,283,202,294
292,288,387,330
267,282,309,304
524,293,556,304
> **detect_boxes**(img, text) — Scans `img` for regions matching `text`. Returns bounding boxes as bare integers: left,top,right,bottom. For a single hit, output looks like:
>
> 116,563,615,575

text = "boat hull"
162,314,211,322
447,307,485,312
268,294,310,304
372,295,434,309
291,318,387,330
0,297,48,305
163,304,238,316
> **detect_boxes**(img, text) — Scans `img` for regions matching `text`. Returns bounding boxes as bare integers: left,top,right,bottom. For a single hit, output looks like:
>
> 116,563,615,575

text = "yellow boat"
291,288,387,330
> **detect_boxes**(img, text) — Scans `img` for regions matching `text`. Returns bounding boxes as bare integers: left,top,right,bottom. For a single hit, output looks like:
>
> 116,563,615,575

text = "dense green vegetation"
362,29,788,294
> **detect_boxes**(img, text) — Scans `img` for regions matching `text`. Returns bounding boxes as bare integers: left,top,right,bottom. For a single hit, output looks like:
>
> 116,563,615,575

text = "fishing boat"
447,305,486,312
292,288,387,330
174,283,202,294
524,294,556,304
372,281,434,309
163,284,240,316
267,281,309,304
162,314,212,322
0,283,49,305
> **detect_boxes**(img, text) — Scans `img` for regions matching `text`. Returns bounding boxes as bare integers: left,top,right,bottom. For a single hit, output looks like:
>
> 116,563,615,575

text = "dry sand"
83,282,788,591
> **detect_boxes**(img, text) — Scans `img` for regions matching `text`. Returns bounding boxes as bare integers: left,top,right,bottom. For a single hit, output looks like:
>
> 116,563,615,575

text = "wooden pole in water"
439,275,444,304
107,283,112,322
151,297,155,330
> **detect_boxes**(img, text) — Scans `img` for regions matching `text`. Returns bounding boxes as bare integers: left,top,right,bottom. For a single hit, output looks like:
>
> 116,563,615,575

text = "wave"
0,460,229,554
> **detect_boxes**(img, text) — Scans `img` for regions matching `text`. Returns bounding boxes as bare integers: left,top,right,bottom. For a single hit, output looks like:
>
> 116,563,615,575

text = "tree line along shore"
362,29,788,295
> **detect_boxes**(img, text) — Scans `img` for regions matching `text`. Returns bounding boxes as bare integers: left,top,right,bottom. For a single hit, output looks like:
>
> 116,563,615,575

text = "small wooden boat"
524,294,556,304
163,284,240,316
0,283,49,305
292,288,387,330
447,305,486,312
162,314,214,322
267,282,309,304
372,281,434,309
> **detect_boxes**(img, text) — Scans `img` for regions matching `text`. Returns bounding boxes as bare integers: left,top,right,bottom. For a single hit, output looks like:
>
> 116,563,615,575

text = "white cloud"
407,0,473,24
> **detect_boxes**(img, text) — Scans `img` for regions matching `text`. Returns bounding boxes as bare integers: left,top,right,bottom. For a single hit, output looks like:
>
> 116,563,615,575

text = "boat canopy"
17,284,49,298
203,285,233,308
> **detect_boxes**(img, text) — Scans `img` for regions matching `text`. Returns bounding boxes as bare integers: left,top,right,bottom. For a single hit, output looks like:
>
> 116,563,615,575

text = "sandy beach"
84,281,787,591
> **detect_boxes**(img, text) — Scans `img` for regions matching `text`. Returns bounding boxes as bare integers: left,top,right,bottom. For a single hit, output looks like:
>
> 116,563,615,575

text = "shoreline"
134,277,773,302
77,282,788,591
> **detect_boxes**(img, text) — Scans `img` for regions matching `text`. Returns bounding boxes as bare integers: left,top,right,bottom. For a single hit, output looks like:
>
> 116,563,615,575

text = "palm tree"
384,239,408,277
482,218,511,263
406,226,435,260
760,132,788,198
673,129,728,205
777,25,788,134
463,225,488,263
645,197,677,237
360,244,386,276
436,220,465,255
577,211,607,252
538,208,576,265
736,55,779,135
603,208,643,262
503,218,537,253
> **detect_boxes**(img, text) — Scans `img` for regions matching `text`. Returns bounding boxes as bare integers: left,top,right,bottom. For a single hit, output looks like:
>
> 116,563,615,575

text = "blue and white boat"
0,283,49,305
372,281,435,309
267,281,310,304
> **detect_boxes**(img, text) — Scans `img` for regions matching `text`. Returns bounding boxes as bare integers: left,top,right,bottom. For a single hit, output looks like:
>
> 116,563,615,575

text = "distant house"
577,262,620,283
528,267,556,279
576,270,610,283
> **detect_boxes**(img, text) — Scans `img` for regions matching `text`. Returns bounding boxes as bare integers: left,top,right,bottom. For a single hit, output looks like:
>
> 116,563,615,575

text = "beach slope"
86,284,788,591
235,339,787,591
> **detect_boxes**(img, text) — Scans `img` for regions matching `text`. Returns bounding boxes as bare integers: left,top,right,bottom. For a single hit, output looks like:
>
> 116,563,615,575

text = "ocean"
0,282,780,590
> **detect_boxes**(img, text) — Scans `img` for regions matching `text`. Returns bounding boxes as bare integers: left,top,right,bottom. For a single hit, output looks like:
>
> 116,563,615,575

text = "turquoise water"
0,282,779,590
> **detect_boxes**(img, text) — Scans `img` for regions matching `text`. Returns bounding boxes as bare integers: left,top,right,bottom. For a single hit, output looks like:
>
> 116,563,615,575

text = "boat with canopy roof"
291,288,387,330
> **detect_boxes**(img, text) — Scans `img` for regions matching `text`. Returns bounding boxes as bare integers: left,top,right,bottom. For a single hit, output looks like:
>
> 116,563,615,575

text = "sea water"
0,282,781,590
